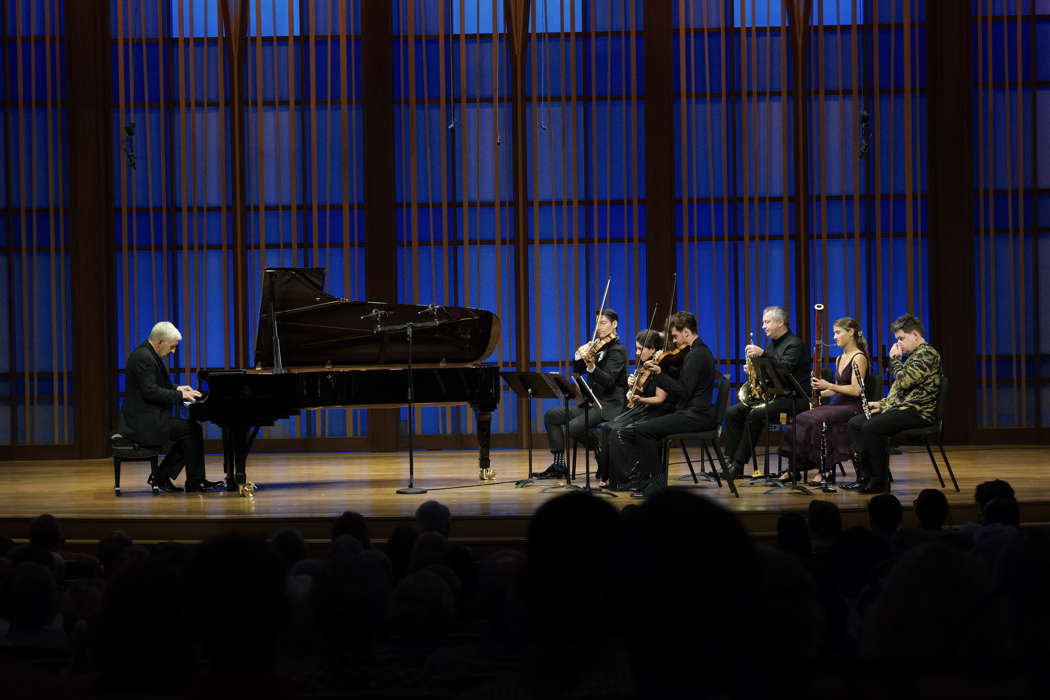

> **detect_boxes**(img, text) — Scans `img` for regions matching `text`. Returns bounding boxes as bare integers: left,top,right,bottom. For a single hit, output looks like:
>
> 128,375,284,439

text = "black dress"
792,353,865,471
598,366,678,488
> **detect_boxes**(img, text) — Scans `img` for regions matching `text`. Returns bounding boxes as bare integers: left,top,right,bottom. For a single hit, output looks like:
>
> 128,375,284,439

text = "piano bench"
111,434,160,496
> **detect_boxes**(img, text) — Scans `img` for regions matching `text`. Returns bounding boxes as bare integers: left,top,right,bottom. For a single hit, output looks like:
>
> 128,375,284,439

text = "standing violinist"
610,311,717,497
536,308,627,480
723,305,810,478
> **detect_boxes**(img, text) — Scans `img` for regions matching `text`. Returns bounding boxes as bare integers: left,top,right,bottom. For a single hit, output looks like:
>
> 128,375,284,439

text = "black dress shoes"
185,479,225,493
534,464,568,480
858,482,888,495
148,474,183,493
840,481,868,491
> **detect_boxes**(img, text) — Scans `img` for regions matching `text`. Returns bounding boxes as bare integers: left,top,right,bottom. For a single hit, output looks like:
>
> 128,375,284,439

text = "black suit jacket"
120,341,183,447
573,338,627,420
654,337,716,422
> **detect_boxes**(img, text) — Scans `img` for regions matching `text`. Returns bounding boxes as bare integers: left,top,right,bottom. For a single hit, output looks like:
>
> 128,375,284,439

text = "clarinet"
853,355,872,420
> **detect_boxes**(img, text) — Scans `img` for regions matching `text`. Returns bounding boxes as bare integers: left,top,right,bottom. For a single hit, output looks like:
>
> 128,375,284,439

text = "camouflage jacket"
882,342,942,423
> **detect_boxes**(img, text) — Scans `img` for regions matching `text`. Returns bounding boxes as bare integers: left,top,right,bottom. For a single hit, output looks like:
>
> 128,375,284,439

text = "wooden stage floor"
1,445,1048,545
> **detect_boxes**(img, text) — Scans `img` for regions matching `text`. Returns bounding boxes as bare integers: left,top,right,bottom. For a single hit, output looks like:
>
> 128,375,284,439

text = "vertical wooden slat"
1015,0,1026,426
189,0,202,386
459,0,470,315
52,0,70,441
986,0,997,425
176,0,191,386
271,0,284,264
814,0,823,314
158,0,172,326
870,0,883,360
287,0,298,261
217,0,229,369
491,0,504,433
778,0,789,323
976,0,987,425
903,0,914,313
850,0,861,322
115,0,129,395
530,0,541,425
740,1,751,331
44,0,58,440
1000,1,1016,423
677,0,689,309
309,0,320,269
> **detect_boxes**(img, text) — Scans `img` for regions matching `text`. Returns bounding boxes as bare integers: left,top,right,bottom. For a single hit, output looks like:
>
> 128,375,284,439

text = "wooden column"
66,0,116,458
926,1,975,443
506,0,532,447
643,0,675,313
361,0,399,450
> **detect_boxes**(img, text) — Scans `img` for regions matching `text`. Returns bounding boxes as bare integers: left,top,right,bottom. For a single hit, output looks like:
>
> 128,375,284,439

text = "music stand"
541,373,585,493
738,356,791,488
570,373,616,498
501,371,561,487
756,358,811,496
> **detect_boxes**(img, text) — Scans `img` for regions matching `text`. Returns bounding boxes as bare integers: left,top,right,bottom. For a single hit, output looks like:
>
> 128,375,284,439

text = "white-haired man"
120,322,222,493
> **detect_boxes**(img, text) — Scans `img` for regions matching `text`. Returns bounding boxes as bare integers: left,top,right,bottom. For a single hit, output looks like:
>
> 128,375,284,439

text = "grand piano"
189,268,502,493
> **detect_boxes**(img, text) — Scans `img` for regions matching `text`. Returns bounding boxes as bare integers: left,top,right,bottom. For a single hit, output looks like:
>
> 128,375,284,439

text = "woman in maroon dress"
785,317,869,484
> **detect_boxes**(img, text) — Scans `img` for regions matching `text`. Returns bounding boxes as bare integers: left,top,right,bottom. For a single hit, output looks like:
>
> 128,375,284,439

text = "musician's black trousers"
156,418,206,483
616,411,715,487
544,405,604,453
723,397,801,466
847,408,929,488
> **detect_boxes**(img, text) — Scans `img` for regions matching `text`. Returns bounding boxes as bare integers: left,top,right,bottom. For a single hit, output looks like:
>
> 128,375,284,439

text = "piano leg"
473,403,496,481
222,424,256,495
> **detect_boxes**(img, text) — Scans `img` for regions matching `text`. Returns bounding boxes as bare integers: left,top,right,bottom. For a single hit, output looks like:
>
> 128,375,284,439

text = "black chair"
111,432,160,496
661,375,739,498
886,375,958,492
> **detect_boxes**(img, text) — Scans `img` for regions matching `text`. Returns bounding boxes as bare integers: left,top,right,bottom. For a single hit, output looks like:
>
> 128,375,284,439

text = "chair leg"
113,458,121,496
924,439,946,489
937,439,959,492
680,440,699,484
570,441,577,481
838,462,846,476
708,440,738,498
699,442,723,488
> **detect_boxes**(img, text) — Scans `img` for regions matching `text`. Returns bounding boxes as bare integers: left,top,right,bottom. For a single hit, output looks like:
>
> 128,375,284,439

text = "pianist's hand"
178,385,202,401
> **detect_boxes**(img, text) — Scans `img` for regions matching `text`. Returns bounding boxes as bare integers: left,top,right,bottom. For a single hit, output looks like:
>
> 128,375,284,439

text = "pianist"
120,321,223,493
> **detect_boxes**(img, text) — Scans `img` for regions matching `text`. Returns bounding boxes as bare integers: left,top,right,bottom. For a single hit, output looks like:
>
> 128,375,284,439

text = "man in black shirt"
609,311,717,497
724,305,811,477
120,321,224,493
536,309,628,480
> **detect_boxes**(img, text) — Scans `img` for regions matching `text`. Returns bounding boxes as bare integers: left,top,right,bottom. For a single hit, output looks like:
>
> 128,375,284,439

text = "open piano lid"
253,268,500,368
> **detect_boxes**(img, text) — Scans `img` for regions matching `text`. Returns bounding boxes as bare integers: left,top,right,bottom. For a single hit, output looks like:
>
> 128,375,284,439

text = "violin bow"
643,303,659,349
660,273,678,350
591,276,613,342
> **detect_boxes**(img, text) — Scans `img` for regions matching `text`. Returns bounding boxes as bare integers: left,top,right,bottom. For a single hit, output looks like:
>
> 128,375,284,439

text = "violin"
626,341,690,408
581,333,617,364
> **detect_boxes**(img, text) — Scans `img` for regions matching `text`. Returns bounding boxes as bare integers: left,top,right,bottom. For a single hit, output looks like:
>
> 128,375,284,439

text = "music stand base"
578,485,618,498
764,483,812,496
514,476,553,488
540,482,582,494
396,486,428,495
742,477,783,488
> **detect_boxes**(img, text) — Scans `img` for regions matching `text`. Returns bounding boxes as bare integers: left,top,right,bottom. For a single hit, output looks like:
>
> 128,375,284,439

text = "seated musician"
609,311,716,497
847,314,941,494
596,329,677,489
120,322,223,493
785,317,869,484
724,305,810,478
536,309,627,480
